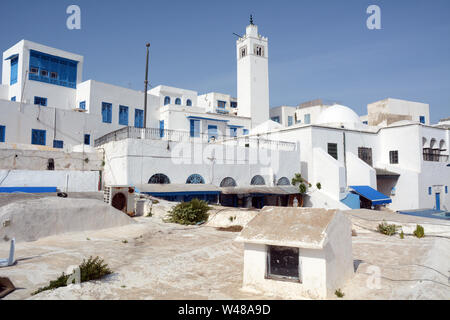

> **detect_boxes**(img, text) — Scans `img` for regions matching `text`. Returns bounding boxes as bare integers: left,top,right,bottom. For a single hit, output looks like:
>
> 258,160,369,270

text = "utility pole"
143,42,150,128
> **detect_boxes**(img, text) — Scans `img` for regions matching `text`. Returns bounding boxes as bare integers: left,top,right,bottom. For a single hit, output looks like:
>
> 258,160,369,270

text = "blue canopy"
350,185,392,205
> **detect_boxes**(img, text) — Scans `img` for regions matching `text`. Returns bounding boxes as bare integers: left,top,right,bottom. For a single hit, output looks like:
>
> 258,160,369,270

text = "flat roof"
236,207,338,249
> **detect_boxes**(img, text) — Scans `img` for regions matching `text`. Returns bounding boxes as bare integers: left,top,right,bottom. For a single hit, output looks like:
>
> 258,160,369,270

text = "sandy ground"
0,207,449,300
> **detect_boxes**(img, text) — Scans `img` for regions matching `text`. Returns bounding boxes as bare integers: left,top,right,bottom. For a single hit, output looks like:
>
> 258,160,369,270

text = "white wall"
0,169,99,192
346,152,376,188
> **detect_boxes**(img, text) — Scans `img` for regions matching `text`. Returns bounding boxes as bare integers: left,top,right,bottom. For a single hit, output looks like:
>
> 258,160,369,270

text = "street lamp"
143,42,150,128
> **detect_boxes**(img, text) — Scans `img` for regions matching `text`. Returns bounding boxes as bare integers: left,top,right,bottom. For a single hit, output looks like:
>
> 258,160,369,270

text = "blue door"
435,193,440,211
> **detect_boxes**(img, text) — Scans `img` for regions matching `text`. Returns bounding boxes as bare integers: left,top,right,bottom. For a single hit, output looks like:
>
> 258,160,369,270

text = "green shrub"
377,221,399,236
400,231,404,239
166,199,211,225
152,199,159,204
413,225,425,238
32,256,112,295
299,183,307,194
316,182,322,190
335,289,345,298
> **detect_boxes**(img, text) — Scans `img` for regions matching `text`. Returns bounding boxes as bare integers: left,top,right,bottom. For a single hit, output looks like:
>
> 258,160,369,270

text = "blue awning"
4,54,18,61
350,185,392,205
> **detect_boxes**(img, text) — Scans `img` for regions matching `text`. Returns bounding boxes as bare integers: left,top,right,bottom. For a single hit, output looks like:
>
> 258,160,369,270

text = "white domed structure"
316,104,363,129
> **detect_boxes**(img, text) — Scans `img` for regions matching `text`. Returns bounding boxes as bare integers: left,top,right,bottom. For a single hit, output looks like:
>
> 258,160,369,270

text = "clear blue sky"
1,0,449,122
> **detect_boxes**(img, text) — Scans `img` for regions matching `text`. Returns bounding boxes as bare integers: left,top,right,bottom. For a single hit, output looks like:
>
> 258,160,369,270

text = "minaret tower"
237,15,270,128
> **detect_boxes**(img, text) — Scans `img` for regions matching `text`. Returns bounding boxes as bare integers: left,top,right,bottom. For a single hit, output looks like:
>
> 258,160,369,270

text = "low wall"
0,170,100,192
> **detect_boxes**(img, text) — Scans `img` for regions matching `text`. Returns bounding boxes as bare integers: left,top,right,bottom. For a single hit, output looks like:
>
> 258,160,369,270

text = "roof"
135,184,221,195
375,168,400,177
220,186,300,195
235,207,340,249
350,185,392,205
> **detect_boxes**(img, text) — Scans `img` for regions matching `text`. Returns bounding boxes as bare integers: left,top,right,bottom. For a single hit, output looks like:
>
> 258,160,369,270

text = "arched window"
186,99,192,107
164,96,171,105
439,139,446,151
277,177,290,186
186,174,205,184
220,177,237,187
148,173,170,184
175,98,181,105
251,175,265,186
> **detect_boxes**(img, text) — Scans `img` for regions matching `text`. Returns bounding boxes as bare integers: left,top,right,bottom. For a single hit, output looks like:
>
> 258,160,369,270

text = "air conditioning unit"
104,185,136,217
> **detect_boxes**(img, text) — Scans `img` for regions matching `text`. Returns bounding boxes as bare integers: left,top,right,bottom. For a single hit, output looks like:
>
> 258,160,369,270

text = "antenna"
233,32,243,38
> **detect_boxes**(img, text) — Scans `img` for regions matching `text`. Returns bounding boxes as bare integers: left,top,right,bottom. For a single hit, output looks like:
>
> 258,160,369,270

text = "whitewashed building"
0,20,448,213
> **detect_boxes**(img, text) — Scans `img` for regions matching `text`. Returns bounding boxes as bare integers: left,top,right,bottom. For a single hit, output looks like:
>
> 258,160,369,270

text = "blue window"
102,102,112,123
271,116,280,123
304,114,311,124
79,101,86,110
159,120,165,138
119,105,129,126
164,96,171,105
363,121,368,125
230,127,237,137
288,116,293,126
175,98,181,105
135,109,144,128
53,140,64,149
445,186,448,194
29,50,78,89
186,174,205,184
243,129,249,135
186,99,192,107
208,125,218,141
84,134,90,145
34,96,47,106
217,100,226,108
31,129,46,146
190,119,200,137
420,116,425,124
11,97,16,102
428,187,432,195
10,56,18,85
0,125,5,142
231,102,237,108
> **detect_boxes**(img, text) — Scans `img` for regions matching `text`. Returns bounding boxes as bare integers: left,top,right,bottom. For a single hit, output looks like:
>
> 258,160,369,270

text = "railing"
94,126,296,151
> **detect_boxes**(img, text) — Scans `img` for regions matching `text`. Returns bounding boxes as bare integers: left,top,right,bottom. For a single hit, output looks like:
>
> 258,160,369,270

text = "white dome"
316,104,362,129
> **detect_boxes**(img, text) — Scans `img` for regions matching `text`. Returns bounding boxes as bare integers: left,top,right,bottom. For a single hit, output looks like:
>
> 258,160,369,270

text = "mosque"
0,19,448,212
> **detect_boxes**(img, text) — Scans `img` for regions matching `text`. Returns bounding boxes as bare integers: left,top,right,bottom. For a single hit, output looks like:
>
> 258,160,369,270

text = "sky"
1,0,449,123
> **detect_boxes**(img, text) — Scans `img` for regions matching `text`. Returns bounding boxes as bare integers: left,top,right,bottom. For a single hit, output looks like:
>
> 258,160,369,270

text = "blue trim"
428,187,432,195
187,116,229,122
10,56,18,85
350,185,392,205
135,109,144,128
29,50,78,89
420,116,425,124
186,99,192,106
79,101,86,110
4,54,19,61
159,120,165,137
102,102,112,123
175,98,181,105
31,129,46,146
227,125,244,128
10,97,16,102
190,119,200,137
119,105,129,126
0,125,5,142
0,187,57,194
34,96,47,106
53,140,64,149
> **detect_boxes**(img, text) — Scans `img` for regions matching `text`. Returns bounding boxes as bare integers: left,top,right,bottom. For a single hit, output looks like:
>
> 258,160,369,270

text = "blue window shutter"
135,109,143,128
31,129,46,146
11,97,16,102
190,120,200,137
175,98,181,105
445,186,448,194
29,50,77,88
164,96,170,105
53,140,64,148
84,134,90,145
119,105,129,126
102,102,112,123
243,129,249,135
230,127,237,137
10,56,18,85
428,187,432,195
186,99,192,107
79,101,86,110
420,116,425,124
159,120,165,137
0,125,5,142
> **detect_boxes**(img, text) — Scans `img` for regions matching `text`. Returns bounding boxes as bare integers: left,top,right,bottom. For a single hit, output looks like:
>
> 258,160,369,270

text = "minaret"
237,16,270,128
